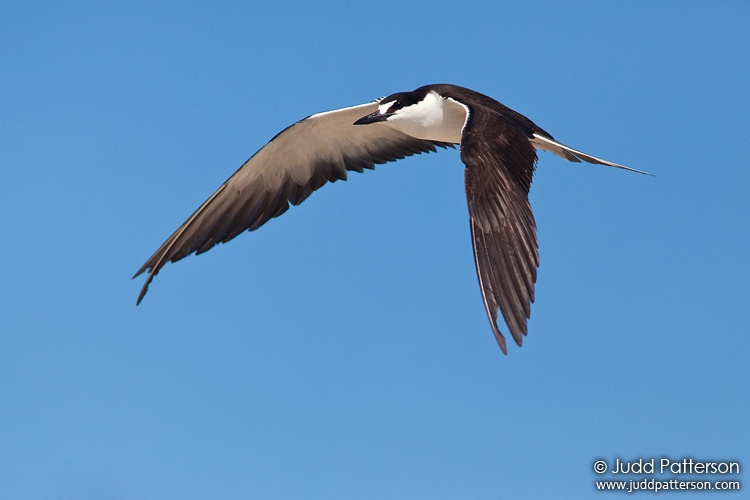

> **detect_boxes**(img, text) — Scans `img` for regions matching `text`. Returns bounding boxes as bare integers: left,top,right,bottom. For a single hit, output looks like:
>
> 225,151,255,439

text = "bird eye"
380,93,410,113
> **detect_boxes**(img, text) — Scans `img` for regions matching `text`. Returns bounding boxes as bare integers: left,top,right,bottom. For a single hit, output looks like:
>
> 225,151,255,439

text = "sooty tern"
134,83,649,354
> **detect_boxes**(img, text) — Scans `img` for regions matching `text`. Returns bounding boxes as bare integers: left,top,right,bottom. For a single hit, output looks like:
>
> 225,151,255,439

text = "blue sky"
2,1,748,499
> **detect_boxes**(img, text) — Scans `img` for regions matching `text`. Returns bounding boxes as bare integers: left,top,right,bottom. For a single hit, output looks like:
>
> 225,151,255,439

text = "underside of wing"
134,101,454,303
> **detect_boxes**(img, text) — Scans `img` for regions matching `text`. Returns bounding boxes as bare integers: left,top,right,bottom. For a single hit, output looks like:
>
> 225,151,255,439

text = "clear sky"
2,1,748,499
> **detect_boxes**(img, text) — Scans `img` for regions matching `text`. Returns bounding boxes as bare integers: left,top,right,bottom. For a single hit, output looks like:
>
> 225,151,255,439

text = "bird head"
354,88,465,144
353,91,423,125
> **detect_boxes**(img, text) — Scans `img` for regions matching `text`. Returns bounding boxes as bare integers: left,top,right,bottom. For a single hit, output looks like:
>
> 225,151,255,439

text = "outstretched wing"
134,101,453,303
461,111,540,354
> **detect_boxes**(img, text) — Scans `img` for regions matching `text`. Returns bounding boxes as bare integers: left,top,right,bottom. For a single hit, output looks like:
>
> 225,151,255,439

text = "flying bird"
134,83,649,354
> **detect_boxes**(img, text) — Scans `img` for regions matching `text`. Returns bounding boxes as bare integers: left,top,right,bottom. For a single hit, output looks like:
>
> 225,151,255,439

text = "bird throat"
385,91,467,144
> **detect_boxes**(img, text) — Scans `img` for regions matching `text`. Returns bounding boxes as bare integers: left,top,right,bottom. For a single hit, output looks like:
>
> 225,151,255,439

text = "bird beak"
354,111,390,125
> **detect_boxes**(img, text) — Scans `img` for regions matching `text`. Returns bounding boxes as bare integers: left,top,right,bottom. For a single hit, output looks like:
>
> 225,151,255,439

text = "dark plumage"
135,84,648,354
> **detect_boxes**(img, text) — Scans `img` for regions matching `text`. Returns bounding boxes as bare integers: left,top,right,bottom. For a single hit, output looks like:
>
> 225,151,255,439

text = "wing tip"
496,335,508,355
135,275,151,305
133,263,158,305
490,322,509,355
492,317,528,356
132,266,147,280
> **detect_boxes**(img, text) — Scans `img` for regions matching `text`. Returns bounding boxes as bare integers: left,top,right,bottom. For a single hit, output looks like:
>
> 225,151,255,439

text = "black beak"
353,111,390,125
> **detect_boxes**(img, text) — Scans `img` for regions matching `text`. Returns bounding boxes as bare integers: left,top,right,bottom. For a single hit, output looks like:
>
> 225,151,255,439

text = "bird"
134,83,649,354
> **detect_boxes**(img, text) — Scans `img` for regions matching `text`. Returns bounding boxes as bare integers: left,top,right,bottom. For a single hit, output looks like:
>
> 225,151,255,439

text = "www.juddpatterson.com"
595,477,740,493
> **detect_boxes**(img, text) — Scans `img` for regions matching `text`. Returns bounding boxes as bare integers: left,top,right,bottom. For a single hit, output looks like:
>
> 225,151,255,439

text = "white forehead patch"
378,101,395,115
